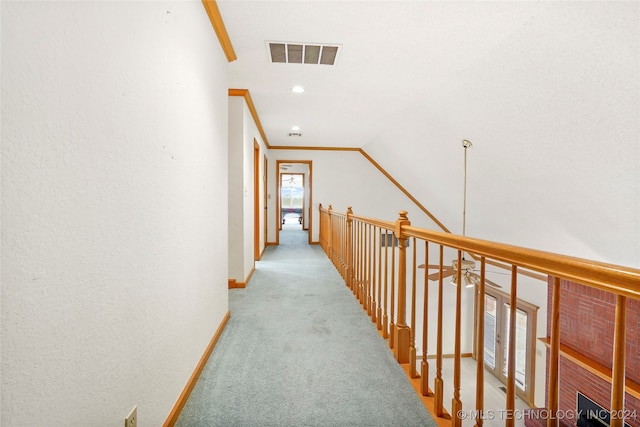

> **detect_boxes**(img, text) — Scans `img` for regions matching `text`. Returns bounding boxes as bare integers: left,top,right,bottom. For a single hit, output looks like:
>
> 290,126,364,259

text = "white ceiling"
217,0,640,266
218,0,545,148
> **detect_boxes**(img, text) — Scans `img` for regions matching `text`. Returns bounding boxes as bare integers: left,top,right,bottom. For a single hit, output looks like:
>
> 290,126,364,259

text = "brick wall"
539,278,640,427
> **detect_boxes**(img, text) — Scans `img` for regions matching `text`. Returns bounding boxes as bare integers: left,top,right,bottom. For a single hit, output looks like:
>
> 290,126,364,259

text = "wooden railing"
318,204,640,427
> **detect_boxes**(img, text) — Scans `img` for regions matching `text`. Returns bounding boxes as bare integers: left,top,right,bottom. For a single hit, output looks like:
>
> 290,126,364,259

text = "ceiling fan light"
463,275,475,288
462,271,473,288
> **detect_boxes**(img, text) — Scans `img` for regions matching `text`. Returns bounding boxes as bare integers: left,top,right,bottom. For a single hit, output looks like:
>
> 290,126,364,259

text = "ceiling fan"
420,259,502,289
418,140,502,289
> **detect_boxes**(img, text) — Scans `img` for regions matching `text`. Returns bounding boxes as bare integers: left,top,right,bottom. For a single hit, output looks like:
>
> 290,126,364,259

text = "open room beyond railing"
318,205,640,427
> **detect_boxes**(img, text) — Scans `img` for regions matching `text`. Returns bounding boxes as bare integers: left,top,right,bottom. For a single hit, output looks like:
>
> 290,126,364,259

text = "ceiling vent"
268,42,340,65
288,132,303,137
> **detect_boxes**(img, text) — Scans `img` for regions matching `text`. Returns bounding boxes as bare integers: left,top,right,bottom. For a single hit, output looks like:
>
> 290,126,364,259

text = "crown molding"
228,89,270,148
202,0,237,62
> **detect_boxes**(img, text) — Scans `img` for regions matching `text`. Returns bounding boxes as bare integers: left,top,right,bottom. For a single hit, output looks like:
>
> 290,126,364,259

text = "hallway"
175,229,437,426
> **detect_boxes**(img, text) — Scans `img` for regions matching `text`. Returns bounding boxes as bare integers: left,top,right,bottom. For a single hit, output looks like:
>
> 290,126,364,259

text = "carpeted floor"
175,229,437,427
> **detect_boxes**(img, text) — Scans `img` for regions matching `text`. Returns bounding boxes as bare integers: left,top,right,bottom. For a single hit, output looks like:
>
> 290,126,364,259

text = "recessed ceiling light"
291,126,300,131
291,86,304,93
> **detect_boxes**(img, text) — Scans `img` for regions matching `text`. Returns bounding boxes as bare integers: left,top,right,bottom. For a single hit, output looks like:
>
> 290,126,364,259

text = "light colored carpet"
175,229,437,427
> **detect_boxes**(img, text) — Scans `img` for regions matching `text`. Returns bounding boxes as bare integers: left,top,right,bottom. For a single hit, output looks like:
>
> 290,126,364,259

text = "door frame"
275,160,312,245
253,140,261,261
263,154,268,254
476,285,538,406
279,172,305,229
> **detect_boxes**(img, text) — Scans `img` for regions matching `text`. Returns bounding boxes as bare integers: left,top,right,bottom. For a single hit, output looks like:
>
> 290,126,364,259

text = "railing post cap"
395,210,410,237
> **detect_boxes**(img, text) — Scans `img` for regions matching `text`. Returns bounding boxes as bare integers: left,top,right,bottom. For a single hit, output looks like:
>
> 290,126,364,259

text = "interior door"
483,290,532,401
483,293,499,374
501,304,529,393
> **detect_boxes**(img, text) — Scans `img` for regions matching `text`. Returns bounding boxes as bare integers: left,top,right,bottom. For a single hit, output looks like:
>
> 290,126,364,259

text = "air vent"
288,132,303,137
268,42,340,65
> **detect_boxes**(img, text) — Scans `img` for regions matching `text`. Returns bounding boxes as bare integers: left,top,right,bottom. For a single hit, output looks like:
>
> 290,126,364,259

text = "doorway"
276,160,312,245
280,173,304,230
481,288,537,405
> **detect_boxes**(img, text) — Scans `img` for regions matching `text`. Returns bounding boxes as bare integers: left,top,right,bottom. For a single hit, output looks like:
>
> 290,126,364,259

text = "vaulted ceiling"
217,0,639,266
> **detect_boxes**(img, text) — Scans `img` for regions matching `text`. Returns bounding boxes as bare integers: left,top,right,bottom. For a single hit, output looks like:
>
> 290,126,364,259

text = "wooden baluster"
383,231,390,339
547,277,561,427
377,226,383,330
343,216,347,278
357,221,363,302
319,204,324,251
353,221,358,293
475,257,486,427
330,214,335,266
362,223,367,306
451,250,463,427
420,240,431,396
364,223,369,310
334,214,339,273
346,207,353,292
327,205,333,264
371,226,378,323
389,230,396,350
366,223,372,314
409,237,418,377
393,211,411,363
361,222,365,304
336,215,340,269
338,215,344,278
434,244,444,416
505,265,518,427
341,215,345,277
610,294,627,427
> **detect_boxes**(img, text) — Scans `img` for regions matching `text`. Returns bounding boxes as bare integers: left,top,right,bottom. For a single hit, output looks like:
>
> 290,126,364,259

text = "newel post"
346,207,354,291
393,210,411,364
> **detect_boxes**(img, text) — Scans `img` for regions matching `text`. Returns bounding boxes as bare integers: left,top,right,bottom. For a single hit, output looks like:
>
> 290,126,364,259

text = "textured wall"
361,2,640,268
228,97,245,281
1,2,229,426
228,97,266,282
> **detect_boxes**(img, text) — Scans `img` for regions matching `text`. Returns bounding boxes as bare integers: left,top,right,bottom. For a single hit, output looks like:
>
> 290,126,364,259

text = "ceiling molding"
269,146,360,152
358,149,451,234
202,0,237,62
228,89,270,148
269,144,451,234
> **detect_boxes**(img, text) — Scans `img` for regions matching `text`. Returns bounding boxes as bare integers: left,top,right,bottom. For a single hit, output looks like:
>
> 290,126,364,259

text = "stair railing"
319,205,640,427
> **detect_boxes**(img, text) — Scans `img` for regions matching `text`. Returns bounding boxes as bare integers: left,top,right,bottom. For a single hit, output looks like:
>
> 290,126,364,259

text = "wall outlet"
125,406,137,427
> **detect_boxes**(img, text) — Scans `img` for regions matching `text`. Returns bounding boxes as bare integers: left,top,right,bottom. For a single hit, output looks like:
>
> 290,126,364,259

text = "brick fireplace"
525,279,640,426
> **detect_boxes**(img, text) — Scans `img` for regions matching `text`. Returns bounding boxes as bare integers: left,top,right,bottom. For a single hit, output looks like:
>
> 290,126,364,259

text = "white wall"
363,1,639,268
267,149,446,244
228,97,266,282
228,97,245,281
1,2,229,426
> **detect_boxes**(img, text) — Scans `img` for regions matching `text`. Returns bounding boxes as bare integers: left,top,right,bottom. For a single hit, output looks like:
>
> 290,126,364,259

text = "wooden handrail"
402,225,640,299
